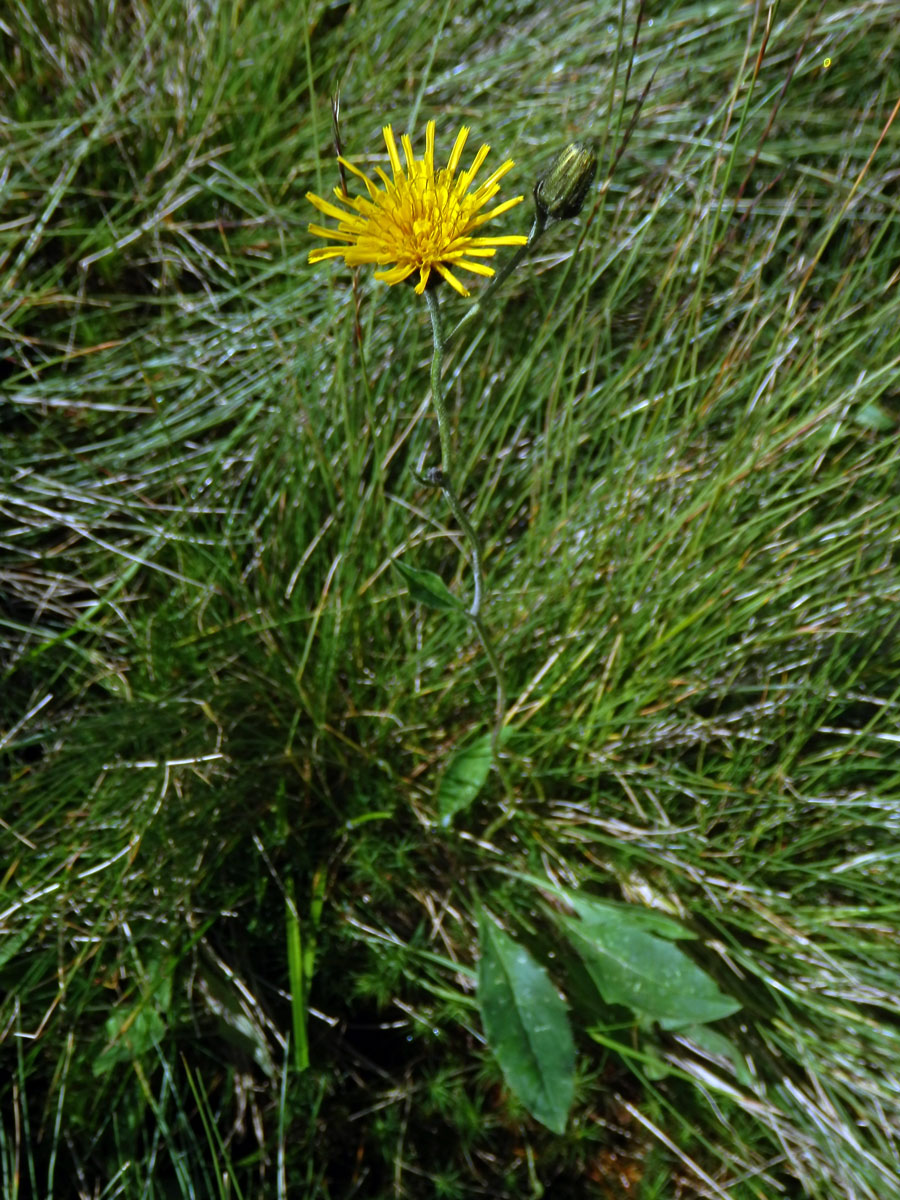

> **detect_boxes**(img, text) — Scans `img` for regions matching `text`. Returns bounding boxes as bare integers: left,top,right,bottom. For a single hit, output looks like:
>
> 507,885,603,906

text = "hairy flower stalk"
309,122,599,767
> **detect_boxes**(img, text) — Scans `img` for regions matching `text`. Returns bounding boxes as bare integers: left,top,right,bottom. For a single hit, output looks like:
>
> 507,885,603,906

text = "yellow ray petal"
382,125,403,180
334,190,383,220
401,132,415,175
446,125,469,176
338,156,380,200
309,247,352,262
467,232,528,246
345,246,386,266
458,143,490,192
308,222,359,243
306,191,355,222
375,262,416,284
445,244,497,257
432,261,470,296
470,158,516,198
469,196,527,227
453,258,495,277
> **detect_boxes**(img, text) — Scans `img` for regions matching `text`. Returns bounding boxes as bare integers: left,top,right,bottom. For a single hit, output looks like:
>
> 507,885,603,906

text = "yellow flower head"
307,120,528,297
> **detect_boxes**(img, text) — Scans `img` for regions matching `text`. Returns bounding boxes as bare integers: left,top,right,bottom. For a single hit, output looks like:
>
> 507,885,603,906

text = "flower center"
413,216,433,245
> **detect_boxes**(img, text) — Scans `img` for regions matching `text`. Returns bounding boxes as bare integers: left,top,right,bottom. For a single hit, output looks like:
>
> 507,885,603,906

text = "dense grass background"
3,0,900,1196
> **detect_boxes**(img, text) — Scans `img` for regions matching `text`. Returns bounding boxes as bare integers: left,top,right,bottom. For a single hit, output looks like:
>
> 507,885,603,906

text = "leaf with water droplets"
558,895,740,1030
477,909,575,1133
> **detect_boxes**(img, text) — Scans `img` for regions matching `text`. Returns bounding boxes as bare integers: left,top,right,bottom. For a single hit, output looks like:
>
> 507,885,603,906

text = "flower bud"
533,142,598,221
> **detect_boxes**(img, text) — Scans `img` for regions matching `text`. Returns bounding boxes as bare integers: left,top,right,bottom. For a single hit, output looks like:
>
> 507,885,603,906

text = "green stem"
426,287,452,474
423,287,506,749
446,212,548,348
473,613,507,756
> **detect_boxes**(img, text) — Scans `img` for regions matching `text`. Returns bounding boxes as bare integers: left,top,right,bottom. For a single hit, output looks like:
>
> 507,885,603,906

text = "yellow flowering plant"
308,118,597,767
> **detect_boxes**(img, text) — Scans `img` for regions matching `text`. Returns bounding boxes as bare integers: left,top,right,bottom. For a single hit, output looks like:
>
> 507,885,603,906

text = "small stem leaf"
438,729,509,827
285,879,307,1072
477,909,575,1134
93,1006,167,1076
391,557,463,611
92,954,175,1076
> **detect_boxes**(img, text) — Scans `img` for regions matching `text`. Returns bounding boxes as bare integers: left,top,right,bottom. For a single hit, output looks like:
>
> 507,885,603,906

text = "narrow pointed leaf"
438,732,495,826
477,910,575,1133
392,558,463,611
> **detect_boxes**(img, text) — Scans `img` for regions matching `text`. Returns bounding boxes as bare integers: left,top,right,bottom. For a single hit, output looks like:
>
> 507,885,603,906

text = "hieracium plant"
305,121,741,1142
307,119,597,775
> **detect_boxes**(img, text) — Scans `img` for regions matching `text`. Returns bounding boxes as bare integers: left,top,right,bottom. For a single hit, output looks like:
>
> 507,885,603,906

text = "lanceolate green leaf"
438,730,511,826
391,558,463,611
477,909,575,1134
